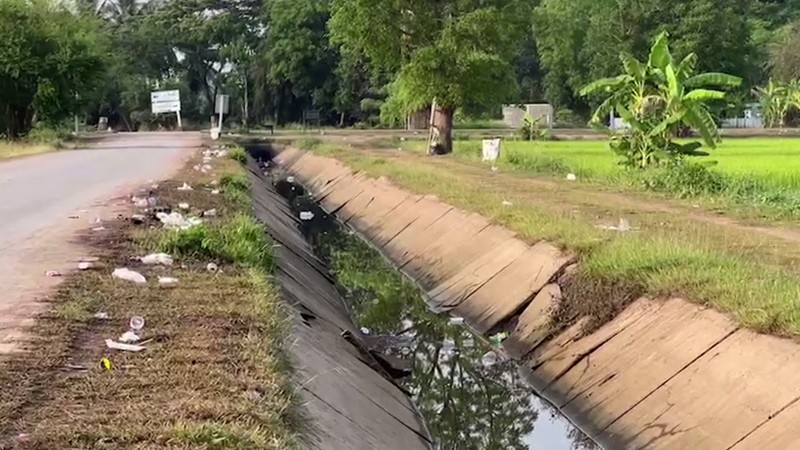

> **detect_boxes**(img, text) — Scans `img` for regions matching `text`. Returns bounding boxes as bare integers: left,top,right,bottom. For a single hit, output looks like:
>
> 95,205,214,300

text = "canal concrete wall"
273,146,800,450
245,158,433,450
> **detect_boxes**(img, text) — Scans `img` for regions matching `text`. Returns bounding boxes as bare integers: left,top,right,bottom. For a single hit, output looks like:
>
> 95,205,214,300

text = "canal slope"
245,157,433,449
270,144,800,450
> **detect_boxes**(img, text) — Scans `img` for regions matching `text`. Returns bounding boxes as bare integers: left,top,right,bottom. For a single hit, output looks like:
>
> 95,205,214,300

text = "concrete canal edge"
270,145,800,450
245,157,434,449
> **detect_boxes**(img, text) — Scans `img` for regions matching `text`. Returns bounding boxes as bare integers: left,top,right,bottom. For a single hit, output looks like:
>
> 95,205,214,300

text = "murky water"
267,167,598,450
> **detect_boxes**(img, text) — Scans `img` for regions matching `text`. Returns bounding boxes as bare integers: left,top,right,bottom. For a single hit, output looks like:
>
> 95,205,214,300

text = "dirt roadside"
0,133,196,355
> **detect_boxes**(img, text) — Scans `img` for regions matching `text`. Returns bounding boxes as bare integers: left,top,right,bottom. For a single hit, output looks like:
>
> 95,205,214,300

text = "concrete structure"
275,146,800,450
503,104,554,128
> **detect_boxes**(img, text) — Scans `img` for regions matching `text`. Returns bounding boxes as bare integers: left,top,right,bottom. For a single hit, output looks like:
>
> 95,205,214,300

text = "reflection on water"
274,174,597,450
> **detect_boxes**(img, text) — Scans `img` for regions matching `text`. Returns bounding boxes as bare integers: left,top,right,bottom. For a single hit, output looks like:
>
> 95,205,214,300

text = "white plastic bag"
481,138,501,162
112,268,146,284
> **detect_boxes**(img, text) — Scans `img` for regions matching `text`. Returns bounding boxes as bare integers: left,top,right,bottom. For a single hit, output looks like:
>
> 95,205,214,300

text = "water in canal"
273,171,598,450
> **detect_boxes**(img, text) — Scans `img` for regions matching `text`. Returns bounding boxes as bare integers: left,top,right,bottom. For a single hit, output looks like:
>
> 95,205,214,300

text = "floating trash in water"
481,350,500,367
566,173,577,181
489,331,509,346
299,211,315,220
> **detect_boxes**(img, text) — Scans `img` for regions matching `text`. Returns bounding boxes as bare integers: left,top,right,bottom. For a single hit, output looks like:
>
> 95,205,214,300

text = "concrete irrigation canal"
246,142,596,449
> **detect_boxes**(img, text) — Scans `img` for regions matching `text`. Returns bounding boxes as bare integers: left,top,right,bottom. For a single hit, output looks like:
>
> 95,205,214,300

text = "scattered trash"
360,327,371,335
201,164,213,172
206,262,218,273
177,182,193,191
463,337,475,348
45,270,62,277
151,183,159,189
299,211,315,220
491,166,499,172
158,276,179,287
130,316,145,331
92,226,106,232
481,350,500,367
202,208,217,217
489,331,509,346
131,196,149,208
139,253,173,266
442,339,457,354
156,212,202,230
92,217,102,224
286,176,295,183
692,204,700,208
599,218,634,232
64,363,88,371
119,331,140,343
178,202,190,210
105,339,145,352
147,194,159,207
112,268,147,284
566,173,577,181
210,179,219,186
93,312,110,320
481,138,501,162
449,317,465,325
99,357,113,370
131,214,147,225
78,262,91,270
502,200,513,206
211,189,220,195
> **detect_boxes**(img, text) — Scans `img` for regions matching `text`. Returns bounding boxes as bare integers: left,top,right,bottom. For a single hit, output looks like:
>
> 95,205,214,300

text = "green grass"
307,145,800,336
394,137,800,220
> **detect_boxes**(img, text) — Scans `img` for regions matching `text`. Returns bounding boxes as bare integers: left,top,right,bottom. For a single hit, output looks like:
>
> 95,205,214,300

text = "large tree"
0,0,106,137
535,0,755,114
330,0,529,153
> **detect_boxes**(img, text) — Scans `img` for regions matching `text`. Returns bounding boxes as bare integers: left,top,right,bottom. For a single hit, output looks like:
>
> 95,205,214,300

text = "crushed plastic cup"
449,317,465,325
206,262,218,273
119,331,140,343
129,316,145,331
140,253,174,266
112,268,147,284
158,276,179,287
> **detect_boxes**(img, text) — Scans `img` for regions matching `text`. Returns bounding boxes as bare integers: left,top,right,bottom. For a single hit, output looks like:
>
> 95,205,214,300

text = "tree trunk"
339,111,345,128
433,106,454,155
243,74,249,132
6,105,33,139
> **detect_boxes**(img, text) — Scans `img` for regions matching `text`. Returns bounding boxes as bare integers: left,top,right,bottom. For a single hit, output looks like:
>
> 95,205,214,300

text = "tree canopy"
2,0,800,138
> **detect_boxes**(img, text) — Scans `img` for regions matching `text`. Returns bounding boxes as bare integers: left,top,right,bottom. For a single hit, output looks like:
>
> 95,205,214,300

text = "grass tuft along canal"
262,159,597,450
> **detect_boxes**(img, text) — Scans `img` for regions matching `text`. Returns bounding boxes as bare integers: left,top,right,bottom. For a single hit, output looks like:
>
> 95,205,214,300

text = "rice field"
444,138,800,187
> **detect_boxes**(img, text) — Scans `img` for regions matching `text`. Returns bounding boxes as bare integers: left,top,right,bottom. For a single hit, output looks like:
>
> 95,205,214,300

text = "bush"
220,173,250,192
157,215,273,268
554,109,585,128
228,146,247,164
634,161,727,198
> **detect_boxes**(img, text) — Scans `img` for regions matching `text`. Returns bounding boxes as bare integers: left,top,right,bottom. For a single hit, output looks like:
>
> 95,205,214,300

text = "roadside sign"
151,90,181,113
215,94,230,115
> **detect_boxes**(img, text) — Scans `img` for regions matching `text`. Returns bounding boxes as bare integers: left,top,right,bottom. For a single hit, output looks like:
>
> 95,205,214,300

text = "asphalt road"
0,131,198,353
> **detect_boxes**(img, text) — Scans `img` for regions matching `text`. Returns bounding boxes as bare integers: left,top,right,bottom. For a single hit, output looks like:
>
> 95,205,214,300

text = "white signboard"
151,90,181,113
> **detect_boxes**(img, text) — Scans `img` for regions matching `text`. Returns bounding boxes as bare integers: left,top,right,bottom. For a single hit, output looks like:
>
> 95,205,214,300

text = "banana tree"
581,31,741,168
